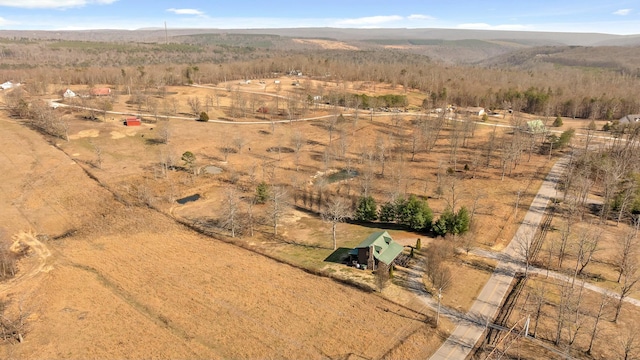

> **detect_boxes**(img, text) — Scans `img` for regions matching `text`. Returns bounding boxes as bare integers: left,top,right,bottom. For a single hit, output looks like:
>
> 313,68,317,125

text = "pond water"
177,194,200,204
326,169,359,183
204,166,223,174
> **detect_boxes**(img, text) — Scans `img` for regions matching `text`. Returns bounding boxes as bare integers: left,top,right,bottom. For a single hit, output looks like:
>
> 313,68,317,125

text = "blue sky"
0,0,638,34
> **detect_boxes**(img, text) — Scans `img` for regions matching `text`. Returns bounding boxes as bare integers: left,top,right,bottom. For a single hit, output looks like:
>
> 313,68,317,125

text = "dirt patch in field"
293,38,359,50
110,128,138,139
68,129,99,140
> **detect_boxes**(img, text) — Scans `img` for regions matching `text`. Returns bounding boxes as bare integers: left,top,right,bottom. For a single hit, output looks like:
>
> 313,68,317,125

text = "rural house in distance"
62,89,76,98
350,231,404,270
89,87,111,96
618,114,640,125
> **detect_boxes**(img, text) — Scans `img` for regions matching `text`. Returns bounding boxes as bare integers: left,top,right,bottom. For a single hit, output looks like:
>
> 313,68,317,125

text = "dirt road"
429,155,568,360
0,232,52,294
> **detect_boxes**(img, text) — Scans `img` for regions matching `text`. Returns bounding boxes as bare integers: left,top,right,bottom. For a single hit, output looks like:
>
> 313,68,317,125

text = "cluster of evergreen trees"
322,92,409,109
354,195,470,236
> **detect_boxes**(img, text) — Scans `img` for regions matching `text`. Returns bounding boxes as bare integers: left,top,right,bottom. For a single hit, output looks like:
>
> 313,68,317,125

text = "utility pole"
436,287,443,327
164,21,168,44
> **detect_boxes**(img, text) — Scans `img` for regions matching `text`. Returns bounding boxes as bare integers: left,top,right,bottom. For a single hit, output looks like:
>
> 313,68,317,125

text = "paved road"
429,156,569,360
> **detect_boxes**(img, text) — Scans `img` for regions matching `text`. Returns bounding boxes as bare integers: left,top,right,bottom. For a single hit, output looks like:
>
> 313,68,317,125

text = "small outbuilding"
124,117,141,126
349,231,404,271
458,106,485,116
90,87,112,96
62,89,76,98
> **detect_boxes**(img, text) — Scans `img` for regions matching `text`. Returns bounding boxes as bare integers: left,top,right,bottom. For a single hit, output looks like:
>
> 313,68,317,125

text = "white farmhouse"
63,89,76,98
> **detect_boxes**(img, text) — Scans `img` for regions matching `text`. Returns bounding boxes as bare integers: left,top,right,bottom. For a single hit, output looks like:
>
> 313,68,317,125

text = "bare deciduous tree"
268,185,288,236
220,136,235,162
0,230,17,280
89,140,103,169
515,227,535,277
290,130,306,171
410,123,423,161
375,261,390,292
375,135,387,177
321,196,351,250
618,330,640,360
587,292,609,355
359,164,375,198
555,282,573,346
573,225,600,280
557,220,572,268
0,297,30,343
221,186,240,238
430,263,452,327
615,220,639,283
614,260,640,323
460,231,475,255
157,120,171,144
233,136,247,154
530,281,547,338
187,96,201,115
158,147,177,178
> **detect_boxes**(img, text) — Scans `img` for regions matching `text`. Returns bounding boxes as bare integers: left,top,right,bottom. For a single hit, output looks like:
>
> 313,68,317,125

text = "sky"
0,0,638,34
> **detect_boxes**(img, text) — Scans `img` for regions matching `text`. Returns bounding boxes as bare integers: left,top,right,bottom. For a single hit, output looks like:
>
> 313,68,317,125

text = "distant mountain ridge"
0,27,638,67
0,27,637,47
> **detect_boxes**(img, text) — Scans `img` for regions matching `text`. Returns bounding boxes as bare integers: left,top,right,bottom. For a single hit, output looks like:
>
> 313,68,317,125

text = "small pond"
177,194,200,204
204,165,223,175
326,169,359,183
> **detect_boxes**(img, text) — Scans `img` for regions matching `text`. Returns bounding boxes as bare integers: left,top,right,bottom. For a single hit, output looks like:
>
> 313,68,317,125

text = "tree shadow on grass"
145,138,166,145
324,247,351,264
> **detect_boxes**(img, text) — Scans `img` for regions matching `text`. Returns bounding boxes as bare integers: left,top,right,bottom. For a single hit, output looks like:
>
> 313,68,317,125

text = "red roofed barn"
124,117,141,126
90,87,112,96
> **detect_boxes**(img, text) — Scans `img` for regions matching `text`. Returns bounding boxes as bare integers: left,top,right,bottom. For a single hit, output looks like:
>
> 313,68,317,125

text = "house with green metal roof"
349,231,404,270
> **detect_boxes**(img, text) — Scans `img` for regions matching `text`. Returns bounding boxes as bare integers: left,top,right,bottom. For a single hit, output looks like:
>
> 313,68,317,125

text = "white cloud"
408,14,435,21
0,16,18,26
337,15,403,26
166,8,205,16
457,23,530,31
0,0,116,8
613,9,632,16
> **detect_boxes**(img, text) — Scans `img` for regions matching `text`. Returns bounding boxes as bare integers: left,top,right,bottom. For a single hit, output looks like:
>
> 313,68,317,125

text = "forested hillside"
1,30,639,120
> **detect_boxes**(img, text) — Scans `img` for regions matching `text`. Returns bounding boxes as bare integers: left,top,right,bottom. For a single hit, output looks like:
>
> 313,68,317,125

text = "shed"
124,117,141,126
349,231,404,270
63,89,76,98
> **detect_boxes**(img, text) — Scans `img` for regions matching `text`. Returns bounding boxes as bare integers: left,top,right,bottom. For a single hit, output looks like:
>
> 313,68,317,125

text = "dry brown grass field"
0,77,636,359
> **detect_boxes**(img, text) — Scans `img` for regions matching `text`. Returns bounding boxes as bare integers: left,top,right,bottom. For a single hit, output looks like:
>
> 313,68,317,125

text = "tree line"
1,38,638,121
